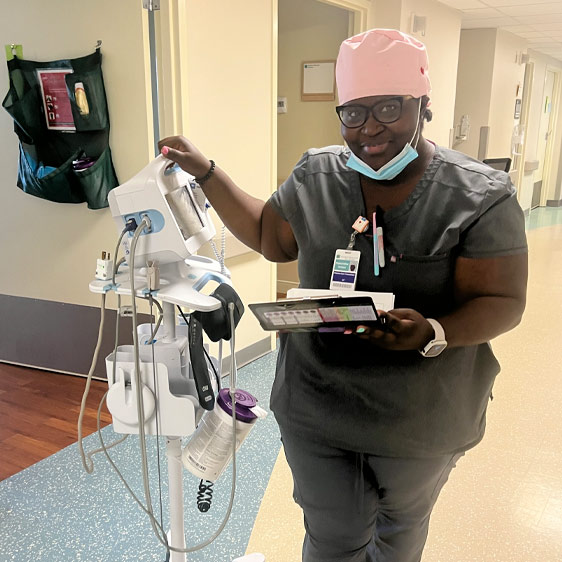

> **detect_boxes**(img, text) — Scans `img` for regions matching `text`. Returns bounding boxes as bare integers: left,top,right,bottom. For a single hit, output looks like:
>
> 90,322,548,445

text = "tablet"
249,296,386,333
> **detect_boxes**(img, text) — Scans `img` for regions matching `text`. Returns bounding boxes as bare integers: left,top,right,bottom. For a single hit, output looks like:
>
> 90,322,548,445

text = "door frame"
317,0,369,35
539,67,561,207
274,0,368,296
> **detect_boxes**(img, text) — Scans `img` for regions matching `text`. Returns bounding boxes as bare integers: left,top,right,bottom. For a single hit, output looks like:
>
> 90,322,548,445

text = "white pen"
377,226,385,268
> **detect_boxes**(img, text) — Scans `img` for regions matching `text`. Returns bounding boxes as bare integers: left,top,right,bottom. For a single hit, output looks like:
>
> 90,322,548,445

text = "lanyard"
347,214,385,276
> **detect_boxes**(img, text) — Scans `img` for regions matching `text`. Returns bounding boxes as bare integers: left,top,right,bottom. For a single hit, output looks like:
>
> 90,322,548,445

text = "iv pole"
146,0,161,157
144,2,187,560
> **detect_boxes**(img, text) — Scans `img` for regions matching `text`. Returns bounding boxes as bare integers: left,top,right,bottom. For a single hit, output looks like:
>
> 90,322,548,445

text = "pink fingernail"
161,146,169,155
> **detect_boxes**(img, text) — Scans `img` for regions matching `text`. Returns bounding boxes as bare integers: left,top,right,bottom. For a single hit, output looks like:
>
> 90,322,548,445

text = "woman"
160,29,527,562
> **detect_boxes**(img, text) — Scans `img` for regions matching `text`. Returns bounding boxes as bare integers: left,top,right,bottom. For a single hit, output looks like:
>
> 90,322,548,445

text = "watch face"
424,341,447,357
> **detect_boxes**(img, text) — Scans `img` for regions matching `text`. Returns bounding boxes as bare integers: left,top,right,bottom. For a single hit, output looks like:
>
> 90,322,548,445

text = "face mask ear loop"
409,98,423,149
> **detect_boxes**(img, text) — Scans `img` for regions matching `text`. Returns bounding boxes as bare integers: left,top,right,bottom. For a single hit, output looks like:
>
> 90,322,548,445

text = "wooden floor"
0,295,285,481
0,362,110,481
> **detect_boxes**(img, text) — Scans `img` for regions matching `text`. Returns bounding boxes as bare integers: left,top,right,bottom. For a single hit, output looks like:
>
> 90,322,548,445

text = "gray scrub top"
267,144,527,458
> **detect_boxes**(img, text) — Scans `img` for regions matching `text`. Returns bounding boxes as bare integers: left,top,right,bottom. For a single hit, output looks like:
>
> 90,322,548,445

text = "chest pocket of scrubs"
389,253,454,316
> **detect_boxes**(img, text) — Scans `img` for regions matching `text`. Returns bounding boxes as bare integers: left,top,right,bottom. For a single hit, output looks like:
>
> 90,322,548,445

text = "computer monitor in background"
483,158,512,173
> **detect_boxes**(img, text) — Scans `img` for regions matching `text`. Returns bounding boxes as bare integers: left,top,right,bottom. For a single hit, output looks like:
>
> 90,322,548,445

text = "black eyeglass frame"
335,97,406,128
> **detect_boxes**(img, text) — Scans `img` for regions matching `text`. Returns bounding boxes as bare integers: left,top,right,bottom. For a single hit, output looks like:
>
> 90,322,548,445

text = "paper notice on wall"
302,61,335,95
37,69,76,131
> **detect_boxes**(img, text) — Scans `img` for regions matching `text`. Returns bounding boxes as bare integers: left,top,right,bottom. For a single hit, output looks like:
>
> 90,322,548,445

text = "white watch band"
427,318,445,342
419,318,447,357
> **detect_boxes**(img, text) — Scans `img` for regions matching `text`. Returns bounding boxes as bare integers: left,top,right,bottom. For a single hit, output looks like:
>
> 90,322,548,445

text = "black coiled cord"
197,480,214,512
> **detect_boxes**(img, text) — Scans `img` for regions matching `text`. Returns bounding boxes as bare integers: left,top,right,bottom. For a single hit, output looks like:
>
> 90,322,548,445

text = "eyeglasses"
336,97,405,128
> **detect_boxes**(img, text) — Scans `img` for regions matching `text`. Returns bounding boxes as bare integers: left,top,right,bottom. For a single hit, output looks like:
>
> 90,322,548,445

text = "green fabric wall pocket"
2,48,118,208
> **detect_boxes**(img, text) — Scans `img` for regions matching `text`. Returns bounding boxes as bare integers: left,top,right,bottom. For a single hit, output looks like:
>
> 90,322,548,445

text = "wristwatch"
419,319,447,358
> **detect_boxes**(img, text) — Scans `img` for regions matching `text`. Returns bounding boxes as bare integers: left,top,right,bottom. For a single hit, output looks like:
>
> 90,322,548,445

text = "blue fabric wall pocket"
2,48,118,209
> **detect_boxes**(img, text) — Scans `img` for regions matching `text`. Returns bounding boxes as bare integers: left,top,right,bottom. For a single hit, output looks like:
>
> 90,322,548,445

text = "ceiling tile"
514,13,562,25
534,22,562,31
437,0,488,9
462,7,503,18
499,3,562,17
525,36,553,43
461,16,519,26
440,1,562,62
483,0,562,6
527,35,559,42
517,31,550,38
526,41,561,48
502,24,536,33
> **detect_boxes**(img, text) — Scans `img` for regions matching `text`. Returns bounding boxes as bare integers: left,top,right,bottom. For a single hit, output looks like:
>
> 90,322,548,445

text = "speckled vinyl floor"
1,207,562,562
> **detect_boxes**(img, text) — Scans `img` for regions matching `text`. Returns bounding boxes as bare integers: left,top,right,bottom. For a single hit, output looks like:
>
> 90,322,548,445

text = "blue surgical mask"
346,99,422,181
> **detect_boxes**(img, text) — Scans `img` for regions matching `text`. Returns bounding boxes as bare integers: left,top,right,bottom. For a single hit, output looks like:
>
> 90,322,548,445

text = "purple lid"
217,388,258,422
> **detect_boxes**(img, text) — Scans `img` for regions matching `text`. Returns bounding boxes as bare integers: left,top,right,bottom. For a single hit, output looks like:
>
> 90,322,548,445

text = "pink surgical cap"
336,28,431,105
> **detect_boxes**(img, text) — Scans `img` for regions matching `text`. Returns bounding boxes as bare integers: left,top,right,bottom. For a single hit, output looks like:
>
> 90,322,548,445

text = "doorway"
276,0,359,296
534,69,558,208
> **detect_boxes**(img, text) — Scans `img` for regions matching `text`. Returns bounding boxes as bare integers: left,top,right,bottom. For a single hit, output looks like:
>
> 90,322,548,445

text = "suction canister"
182,388,266,482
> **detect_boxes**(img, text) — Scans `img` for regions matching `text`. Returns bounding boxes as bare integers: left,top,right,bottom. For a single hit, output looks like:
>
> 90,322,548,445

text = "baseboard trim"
546,199,562,207
277,280,299,295
220,336,273,377
0,294,273,381
0,294,148,379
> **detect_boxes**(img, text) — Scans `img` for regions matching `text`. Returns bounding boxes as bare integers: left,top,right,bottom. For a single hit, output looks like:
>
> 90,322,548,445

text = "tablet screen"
249,296,384,332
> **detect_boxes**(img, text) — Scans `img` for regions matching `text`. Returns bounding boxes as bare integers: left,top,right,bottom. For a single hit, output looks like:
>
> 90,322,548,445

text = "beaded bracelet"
195,160,216,185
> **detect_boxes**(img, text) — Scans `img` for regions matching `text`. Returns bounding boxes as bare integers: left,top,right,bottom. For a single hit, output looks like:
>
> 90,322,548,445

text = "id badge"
330,249,361,291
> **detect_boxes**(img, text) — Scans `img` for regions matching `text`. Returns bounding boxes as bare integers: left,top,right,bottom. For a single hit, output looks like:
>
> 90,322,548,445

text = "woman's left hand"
351,309,434,351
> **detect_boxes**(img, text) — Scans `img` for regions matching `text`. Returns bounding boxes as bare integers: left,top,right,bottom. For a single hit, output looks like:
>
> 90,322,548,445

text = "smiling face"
340,95,423,171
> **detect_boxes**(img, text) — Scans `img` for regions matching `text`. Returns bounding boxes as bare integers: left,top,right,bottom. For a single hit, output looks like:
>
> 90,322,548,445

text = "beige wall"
488,30,527,159
453,28,562,210
183,0,277,349
277,0,351,292
0,0,276,356
372,0,462,146
453,29,497,159
277,0,350,182
0,0,153,308
371,0,402,29
399,0,462,147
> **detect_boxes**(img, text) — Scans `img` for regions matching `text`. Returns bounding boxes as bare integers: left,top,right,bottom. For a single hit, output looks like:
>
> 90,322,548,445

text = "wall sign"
302,60,335,101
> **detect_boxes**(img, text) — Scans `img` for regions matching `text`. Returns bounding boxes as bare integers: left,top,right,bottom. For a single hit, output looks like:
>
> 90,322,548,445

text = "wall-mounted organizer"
2,48,118,209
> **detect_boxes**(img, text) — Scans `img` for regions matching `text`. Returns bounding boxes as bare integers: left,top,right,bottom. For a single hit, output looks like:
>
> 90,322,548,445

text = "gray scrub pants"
279,425,464,562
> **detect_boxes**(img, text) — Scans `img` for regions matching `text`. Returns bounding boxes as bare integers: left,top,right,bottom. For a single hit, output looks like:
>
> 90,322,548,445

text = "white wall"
0,0,153,307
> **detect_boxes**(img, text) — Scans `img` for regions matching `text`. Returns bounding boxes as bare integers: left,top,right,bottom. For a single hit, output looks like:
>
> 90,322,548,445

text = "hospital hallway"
1,206,562,562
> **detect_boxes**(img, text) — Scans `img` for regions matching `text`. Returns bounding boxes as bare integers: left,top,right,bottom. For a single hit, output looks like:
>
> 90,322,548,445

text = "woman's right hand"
158,135,213,179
